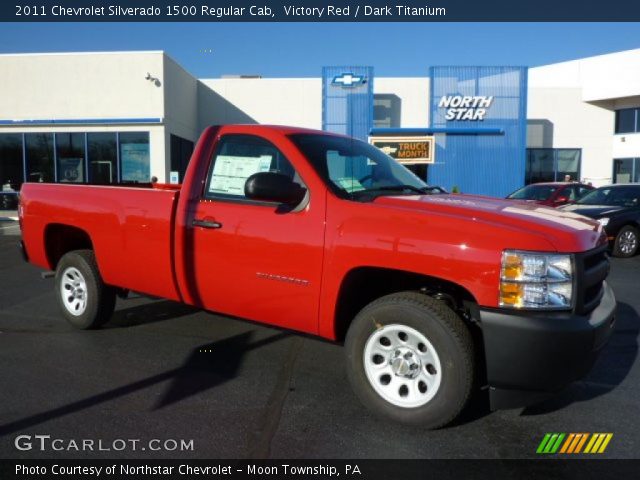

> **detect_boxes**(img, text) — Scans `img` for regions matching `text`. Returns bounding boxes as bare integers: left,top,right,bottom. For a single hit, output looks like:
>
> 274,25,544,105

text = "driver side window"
205,134,303,201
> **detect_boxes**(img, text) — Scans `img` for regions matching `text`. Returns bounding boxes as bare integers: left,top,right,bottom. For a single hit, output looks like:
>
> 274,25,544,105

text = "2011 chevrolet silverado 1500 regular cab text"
19,125,616,428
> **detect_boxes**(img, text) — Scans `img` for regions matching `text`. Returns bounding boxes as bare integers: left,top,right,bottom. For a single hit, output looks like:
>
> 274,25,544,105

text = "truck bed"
20,183,182,302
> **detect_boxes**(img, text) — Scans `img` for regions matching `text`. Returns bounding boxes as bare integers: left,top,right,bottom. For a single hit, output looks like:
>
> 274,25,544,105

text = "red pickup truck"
19,125,616,428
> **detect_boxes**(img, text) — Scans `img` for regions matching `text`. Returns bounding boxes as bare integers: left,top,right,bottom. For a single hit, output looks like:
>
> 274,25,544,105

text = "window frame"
55,132,87,184
118,131,151,183
0,133,26,190
87,132,118,184
612,157,639,184
525,148,582,184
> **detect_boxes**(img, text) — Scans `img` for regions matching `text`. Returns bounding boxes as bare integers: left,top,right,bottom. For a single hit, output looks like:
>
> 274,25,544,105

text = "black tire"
612,225,639,258
54,250,116,329
345,291,474,428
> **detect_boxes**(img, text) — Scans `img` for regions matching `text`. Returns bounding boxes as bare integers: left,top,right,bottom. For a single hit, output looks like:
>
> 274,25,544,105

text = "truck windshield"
507,184,558,201
288,134,441,200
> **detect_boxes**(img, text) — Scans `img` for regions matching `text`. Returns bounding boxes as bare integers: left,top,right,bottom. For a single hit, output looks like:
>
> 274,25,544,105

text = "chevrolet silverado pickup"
19,125,616,428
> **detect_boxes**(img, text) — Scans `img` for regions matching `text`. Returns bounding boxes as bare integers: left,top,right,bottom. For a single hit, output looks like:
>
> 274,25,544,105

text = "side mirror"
555,196,569,204
245,172,306,205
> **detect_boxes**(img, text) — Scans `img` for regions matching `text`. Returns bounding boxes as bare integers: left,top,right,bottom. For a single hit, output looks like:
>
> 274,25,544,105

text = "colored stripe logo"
537,433,613,454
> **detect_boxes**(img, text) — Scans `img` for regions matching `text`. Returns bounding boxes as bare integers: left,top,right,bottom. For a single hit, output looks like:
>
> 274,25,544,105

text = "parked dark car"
506,182,594,207
560,184,640,257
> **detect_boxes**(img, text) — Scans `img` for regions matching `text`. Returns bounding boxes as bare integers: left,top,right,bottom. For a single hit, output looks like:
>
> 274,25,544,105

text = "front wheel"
345,292,475,428
612,225,639,258
55,250,116,329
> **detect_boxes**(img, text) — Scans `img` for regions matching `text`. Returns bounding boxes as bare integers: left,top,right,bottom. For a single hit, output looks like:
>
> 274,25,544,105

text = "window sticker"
335,177,365,193
209,155,272,195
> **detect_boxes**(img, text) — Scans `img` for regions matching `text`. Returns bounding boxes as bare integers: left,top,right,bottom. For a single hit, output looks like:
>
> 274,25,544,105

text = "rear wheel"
55,250,116,329
612,225,638,258
345,291,475,428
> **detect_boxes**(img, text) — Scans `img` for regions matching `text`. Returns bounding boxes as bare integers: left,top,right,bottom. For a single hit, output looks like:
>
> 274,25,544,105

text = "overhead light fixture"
145,72,161,87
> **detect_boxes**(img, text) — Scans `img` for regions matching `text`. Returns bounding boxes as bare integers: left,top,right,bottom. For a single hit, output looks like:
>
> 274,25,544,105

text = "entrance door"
189,134,326,335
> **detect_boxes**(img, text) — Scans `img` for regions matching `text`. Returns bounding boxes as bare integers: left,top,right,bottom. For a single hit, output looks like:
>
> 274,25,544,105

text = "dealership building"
1,48,639,197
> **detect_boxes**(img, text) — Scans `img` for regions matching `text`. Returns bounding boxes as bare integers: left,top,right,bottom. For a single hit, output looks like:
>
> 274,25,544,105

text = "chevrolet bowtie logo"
380,146,398,155
332,73,366,87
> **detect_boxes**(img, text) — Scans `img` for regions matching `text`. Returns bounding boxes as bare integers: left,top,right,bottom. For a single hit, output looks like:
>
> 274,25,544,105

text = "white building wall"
374,77,429,127
578,50,640,103
161,54,199,182
526,49,640,102
0,52,165,121
163,55,198,141
199,78,322,129
528,48,640,186
526,86,615,185
197,77,430,131
611,95,640,163
613,133,640,160
0,52,172,183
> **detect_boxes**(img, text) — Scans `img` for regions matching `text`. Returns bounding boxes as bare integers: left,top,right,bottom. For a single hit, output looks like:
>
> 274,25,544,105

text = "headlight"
500,250,573,309
598,217,610,227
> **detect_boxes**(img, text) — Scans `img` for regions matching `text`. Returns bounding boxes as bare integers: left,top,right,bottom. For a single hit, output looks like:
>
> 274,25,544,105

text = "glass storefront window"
25,133,54,183
88,133,117,184
613,158,640,183
56,132,85,183
170,134,194,183
526,148,581,183
526,149,554,183
0,134,24,191
1,131,151,186
119,132,150,183
556,150,580,181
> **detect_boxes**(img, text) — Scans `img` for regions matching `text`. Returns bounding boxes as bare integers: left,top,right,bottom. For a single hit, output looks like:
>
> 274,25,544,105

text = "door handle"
193,218,222,229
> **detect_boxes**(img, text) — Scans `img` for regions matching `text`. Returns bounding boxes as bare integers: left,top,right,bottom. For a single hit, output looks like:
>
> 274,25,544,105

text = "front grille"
574,245,609,315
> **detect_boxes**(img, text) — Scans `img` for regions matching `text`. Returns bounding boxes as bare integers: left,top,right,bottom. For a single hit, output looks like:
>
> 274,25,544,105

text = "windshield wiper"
374,185,429,195
349,184,435,202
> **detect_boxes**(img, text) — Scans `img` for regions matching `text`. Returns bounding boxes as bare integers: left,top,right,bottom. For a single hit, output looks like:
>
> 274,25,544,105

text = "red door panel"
189,198,325,334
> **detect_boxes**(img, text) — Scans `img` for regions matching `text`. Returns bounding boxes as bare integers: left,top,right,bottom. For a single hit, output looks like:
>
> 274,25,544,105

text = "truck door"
187,133,325,335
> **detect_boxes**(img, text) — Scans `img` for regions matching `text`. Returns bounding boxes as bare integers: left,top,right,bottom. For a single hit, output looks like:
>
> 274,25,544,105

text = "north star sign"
439,95,494,121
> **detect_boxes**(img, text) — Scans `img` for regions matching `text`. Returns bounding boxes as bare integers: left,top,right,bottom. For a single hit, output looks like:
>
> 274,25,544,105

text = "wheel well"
44,224,93,269
615,222,640,232
610,223,640,244
333,267,478,342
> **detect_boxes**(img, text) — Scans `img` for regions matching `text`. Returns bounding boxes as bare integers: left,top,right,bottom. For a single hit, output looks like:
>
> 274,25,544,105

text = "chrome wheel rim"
619,230,638,255
60,267,88,316
363,324,442,408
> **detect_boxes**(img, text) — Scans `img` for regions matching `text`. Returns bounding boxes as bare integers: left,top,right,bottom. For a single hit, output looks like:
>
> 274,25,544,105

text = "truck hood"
374,194,604,252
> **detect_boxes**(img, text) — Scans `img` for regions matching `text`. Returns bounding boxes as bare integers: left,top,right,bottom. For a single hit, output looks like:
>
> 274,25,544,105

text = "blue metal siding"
322,66,374,141
428,66,528,197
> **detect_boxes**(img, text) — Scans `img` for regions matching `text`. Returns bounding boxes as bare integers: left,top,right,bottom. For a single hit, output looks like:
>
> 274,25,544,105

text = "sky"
0,22,639,78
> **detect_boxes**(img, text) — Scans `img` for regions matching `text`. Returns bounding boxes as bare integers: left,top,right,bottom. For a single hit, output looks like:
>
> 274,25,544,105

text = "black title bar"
3,0,640,22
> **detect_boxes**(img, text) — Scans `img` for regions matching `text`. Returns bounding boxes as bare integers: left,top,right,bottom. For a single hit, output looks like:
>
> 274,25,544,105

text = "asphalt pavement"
0,222,639,459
